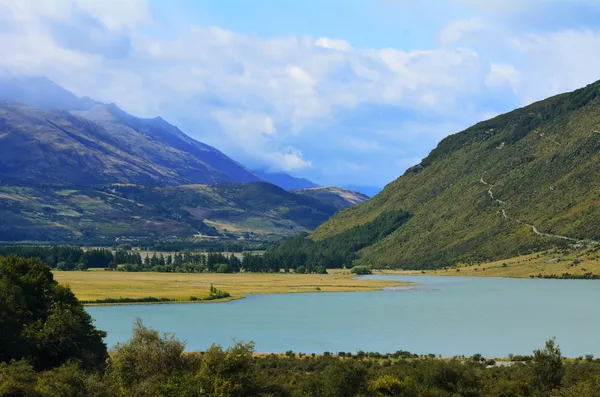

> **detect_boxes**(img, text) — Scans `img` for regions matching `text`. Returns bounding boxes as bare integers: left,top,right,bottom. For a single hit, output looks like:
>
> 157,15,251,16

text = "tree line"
258,210,412,272
0,245,119,270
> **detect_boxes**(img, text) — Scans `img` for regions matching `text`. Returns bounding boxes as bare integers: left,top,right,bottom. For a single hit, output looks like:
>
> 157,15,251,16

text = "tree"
533,338,564,392
0,256,107,371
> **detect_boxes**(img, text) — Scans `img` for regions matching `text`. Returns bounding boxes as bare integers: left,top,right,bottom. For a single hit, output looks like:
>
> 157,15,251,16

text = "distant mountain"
312,80,600,269
0,182,360,244
293,186,369,210
0,102,260,186
341,185,382,198
253,169,318,190
0,74,98,111
0,75,368,244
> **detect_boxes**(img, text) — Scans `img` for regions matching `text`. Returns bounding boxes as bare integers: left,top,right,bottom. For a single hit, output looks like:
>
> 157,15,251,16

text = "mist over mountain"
0,73,99,111
0,76,260,186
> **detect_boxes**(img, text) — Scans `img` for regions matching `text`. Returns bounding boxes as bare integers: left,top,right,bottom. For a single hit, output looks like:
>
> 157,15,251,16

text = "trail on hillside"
479,176,595,244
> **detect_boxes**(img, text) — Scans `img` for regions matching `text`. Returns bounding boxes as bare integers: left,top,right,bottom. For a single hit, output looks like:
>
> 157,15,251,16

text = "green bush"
0,256,107,371
350,266,372,275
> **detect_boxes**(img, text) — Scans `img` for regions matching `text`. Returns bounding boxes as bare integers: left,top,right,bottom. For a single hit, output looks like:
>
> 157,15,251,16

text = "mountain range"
311,80,600,269
0,75,367,244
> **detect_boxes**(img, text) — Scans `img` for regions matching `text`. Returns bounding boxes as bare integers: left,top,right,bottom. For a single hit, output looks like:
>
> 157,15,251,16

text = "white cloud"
485,63,520,90
2,0,600,183
439,18,485,45
509,29,600,104
315,37,352,51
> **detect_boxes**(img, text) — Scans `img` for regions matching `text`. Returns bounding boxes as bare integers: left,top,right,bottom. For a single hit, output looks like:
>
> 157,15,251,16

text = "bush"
350,266,372,275
215,263,231,273
0,360,37,396
295,265,306,274
0,256,107,371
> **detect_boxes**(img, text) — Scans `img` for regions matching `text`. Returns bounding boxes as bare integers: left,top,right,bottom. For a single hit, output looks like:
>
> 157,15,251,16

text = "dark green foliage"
0,256,107,371
0,359,38,396
261,210,411,270
0,246,130,270
207,284,231,300
4,326,600,397
533,338,565,392
350,266,372,275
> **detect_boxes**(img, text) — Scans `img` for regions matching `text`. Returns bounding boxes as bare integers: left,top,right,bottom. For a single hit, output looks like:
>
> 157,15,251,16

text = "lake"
87,275,600,357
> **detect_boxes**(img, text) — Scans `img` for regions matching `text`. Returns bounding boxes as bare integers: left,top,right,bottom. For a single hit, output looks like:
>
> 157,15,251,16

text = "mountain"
0,101,260,186
0,73,98,111
341,185,382,198
0,75,260,186
293,186,369,210
253,169,318,190
0,76,367,244
311,80,600,269
0,182,359,244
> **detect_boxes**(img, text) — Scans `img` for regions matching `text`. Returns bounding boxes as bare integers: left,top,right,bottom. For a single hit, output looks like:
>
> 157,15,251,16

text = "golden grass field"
382,247,600,278
53,269,411,303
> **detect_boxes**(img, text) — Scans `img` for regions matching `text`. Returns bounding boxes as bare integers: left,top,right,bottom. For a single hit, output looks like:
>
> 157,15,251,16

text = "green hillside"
0,182,365,245
311,81,600,269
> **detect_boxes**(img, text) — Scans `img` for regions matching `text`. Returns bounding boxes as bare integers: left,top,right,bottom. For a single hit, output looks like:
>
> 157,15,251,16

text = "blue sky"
2,0,600,188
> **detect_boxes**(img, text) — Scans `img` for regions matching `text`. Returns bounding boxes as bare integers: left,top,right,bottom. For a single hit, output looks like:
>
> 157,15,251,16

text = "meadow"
53,269,409,303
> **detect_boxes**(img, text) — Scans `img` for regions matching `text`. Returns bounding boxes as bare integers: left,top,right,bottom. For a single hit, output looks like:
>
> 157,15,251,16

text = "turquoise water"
87,276,600,357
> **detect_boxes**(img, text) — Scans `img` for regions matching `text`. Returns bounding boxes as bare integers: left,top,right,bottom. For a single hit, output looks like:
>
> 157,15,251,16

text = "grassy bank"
379,246,600,278
53,269,412,304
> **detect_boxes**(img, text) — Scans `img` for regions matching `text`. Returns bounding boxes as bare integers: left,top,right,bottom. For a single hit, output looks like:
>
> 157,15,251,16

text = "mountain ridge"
311,80,600,269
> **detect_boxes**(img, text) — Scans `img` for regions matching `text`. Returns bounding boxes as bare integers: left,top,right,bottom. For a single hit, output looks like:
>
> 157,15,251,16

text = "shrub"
295,265,306,274
0,256,107,371
350,266,372,275
215,263,231,273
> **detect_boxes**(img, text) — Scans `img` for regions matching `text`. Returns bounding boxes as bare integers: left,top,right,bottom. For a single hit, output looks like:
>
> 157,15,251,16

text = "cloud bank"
1,0,600,186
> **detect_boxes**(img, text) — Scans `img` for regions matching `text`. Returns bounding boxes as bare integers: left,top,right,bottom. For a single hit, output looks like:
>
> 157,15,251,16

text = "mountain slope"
0,182,358,244
293,186,369,210
0,102,259,185
312,81,600,269
253,169,318,190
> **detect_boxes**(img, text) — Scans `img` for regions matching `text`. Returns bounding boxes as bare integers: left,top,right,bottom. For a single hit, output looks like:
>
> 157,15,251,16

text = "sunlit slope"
312,81,600,269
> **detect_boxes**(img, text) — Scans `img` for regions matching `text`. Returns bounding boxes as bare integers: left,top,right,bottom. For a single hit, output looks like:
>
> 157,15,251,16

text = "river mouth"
87,275,600,358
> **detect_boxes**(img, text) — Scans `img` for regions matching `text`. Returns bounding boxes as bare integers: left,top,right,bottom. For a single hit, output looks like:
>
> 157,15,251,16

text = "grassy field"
381,246,600,278
53,269,410,304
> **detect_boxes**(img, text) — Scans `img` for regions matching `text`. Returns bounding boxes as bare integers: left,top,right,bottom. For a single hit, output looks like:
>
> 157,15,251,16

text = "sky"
1,0,600,188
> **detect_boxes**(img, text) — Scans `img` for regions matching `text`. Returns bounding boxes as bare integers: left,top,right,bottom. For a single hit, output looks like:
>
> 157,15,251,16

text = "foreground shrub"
104,319,186,395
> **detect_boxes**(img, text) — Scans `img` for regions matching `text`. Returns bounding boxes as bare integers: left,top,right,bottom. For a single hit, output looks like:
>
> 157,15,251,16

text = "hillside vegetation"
312,81,600,269
0,182,365,244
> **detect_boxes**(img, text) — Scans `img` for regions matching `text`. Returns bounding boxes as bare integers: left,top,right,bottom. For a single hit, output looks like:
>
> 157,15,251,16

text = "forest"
3,256,600,396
